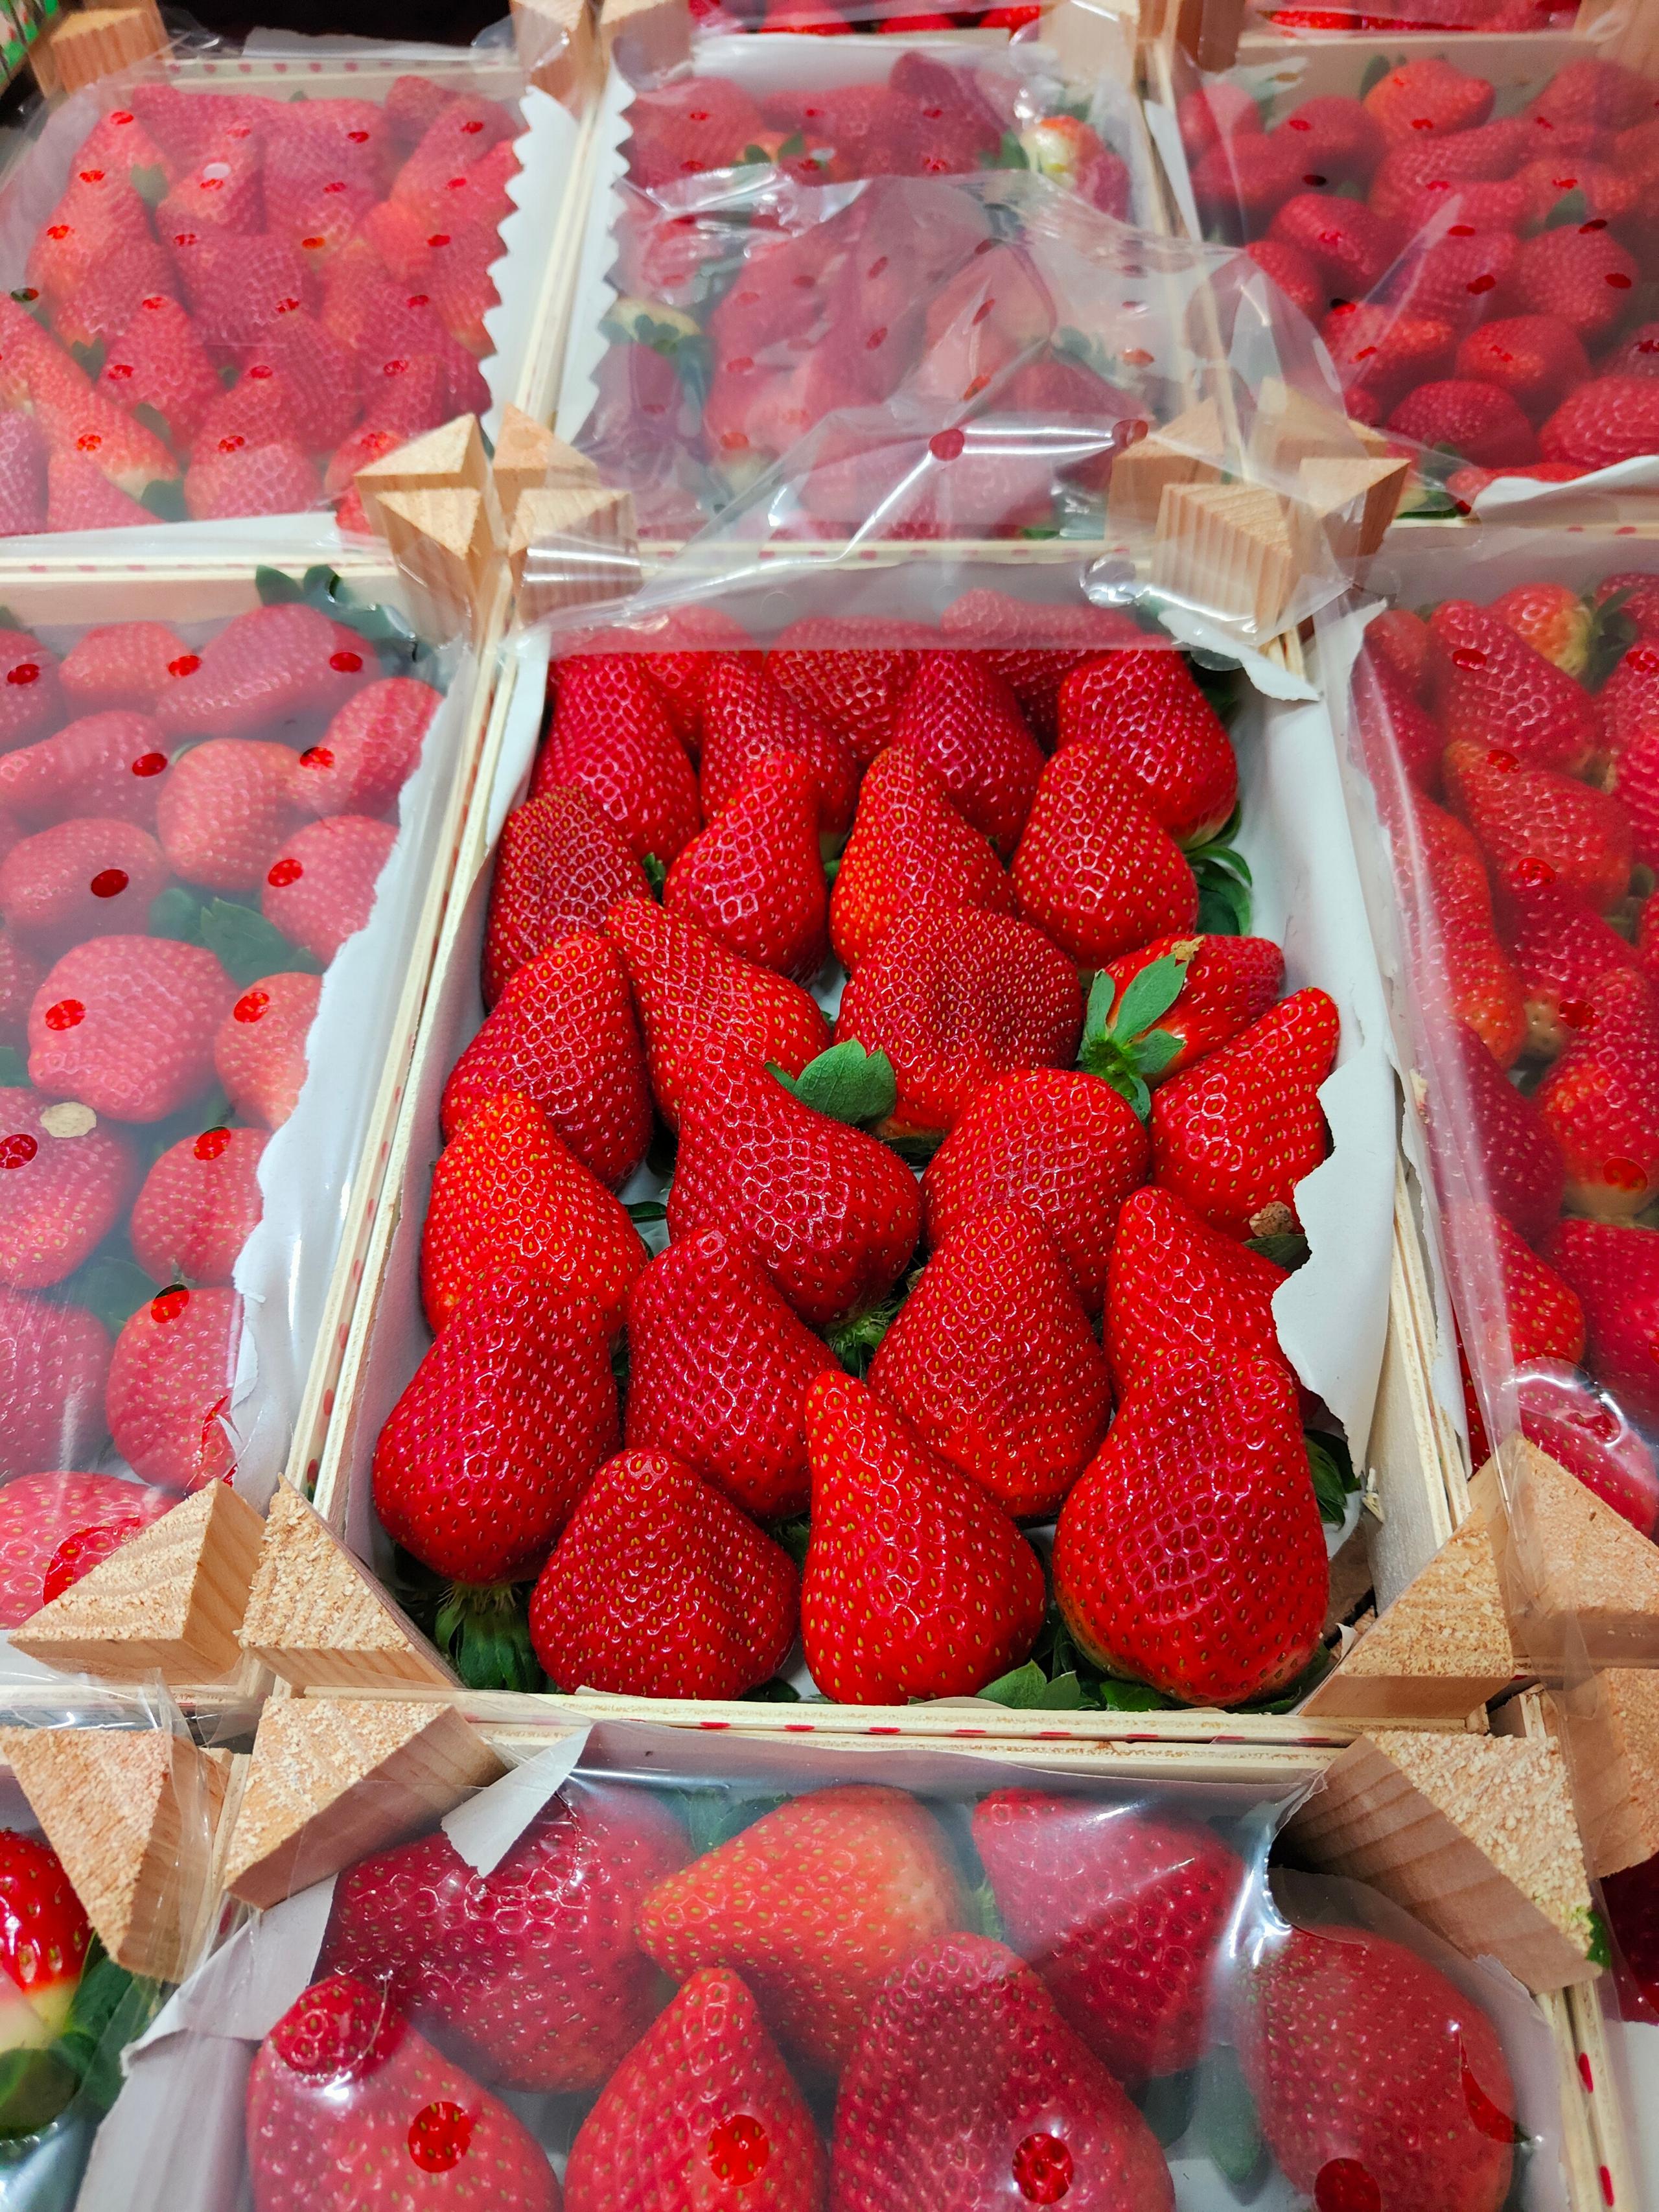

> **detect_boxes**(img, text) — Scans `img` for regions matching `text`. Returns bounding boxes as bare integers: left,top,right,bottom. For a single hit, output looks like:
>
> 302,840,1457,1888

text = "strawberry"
636,1781,962,2075
56,240,178,356
830,1933,1174,2212
421,1093,645,1336
1508,225,1640,345
27,175,152,307
70,106,176,191
938,595,1143,745
1056,1354,1328,1705
866,1205,1110,1521
529,1447,798,1697
973,1793,1244,2085
0,634,62,753
1424,890,1529,1071
1524,57,1652,135
321,1782,687,2094
1453,1202,1584,1461
33,380,178,503
375,1265,616,1585
1192,134,1305,235
1511,1365,1659,1534
1179,82,1263,165
1454,316,1591,423
129,1124,268,1285
1092,935,1284,1095
1244,238,1323,320
291,677,439,819
1012,748,1198,970
238,312,360,451
1367,118,1529,224
606,899,829,1130
1362,57,1494,147
0,933,40,1049
1106,1184,1292,1399
1380,227,1522,342
888,654,1042,856
1272,93,1384,185
0,413,45,538
662,753,827,983
1241,1921,1514,2212
1540,377,1659,469
262,815,397,962
184,431,322,520
802,1371,1043,1701
1149,988,1338,1239
215,972,320,1129
106,1282,240,1488
0,711,172,831
1546,1218,1659,1428
0,817,167,952
0,1471,168,1628
156,139,264,241
1489,581,1592,677
1535,967,1659,1217
156,604,369,743
1387,380,1538,469
246,1975,559,2212
697,657,857,841
1498,868,1639,1056
923,1069,1150,1314
1430,1021,1565,1242
566,1967,824,2212
1443,739,1630,914
1620,729,1659,870
768,619,922,767
1603,323,1659,376
1055,651,1237,848
57,624,190,715
0,1085,132,1289
0,1825,90,2061
1427,600,1597,771
441,934,649,1189
483,787,649,1008
168,233,318,358
535,655,701,867
585,609,759,760
669,1054,920,1329
625,1227,835,1522
29,935,231,1123
1319,303,1456,415
1268,194,1400,299
830,747,1014,972
1359,609,1430,697
43,453,152,530
1597,641,1659,757
156,738,299,893
98,292,221,448
0,1291,110,1480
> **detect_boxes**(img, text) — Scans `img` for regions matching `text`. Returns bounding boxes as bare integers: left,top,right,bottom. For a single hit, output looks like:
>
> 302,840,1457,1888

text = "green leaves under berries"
434,1582,544,1693
149,890,321,988
1586,587,1637,693
1247,1228,1310,1270
641,853,667,896
1306,1428,1359,1529
1187,808,1251,937
1193,2045,1263,2186
1357,51,1393,97
1077,948,1195,1119
65,1255,160,1340
0,1045,25,1087
139,478,187,524
767,1041,896,1128
130,162,168,207
56,1941,161,2117
255,565,433,677
826,1295,900,1378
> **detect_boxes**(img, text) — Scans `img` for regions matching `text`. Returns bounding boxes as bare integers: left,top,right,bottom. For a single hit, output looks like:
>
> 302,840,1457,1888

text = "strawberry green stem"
434,1583,542,1692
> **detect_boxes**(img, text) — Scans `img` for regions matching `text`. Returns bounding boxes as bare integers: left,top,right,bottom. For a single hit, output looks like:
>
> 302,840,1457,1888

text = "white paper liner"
441,1725,592,1872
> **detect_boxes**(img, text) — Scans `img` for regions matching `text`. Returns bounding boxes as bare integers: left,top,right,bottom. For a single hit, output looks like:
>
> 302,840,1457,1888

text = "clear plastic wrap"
1244,0,1584,30
0,548,489,1669
77,1712,1574,2212
1148,32,1659,512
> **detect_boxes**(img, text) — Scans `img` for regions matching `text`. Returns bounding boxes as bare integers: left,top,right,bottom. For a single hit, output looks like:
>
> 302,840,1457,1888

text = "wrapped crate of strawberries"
1146,31,1659,511
289,517,1442,1729
0,32,584,540
76,1701,1590,2212
0,550,498,1668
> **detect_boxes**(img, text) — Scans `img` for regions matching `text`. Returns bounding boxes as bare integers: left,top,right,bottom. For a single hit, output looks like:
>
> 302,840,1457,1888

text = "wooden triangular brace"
511,484,640,620
9,1482,265,1685
40,0,166,97
1104,397,1225,530
599,0,691,79
1151,482,1316,637
1555,1668,1659,1880
239,1484,456,1692
511,0,599,104
493,404,596,528
1303,1511,1516,1721
0,1727,227,1983
224,1697,504,1910
1299,456,1411,561
377,488,498,643
1289,1729,1599,1994
1479,1441,1659,1670
354,416,497,541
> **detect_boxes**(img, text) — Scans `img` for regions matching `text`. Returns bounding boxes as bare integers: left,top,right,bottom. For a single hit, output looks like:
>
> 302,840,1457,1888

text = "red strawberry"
1243,237,1324,320
1055,650,1238,848
1269,194,1400,298
421,1093,645,1336
1106,1185,1292,1398
1489,581,1591,677
768,618,922,767
1427,601,1596,771
938,594,1143,744
246,1975,559,2212
1367,119,1529,224
566,1967,823,2212
215,972,320,1129
1443,739,1630,914
57,623,191,716
43,454,152,531
1149,988,1338,1239
888,654,1042,856
156,139,264,241
98,293,221,448
1056,1354,1328,1705
1540,377,1659,469
698,657,857,841
802,1371,1043,1701
866,1205,1110,1521
1404,795,1527,1066
29,936,231,1122
32,372,179,501
0,1824,90,2056
0,635,62,753
1546,1217,1659,1428
441,934,648,1189
1363,56,1494,146
0,1086,132,1289
1430,1021,1566,1241
0,934,40,1049
27,175,152,306
129,1124,268,1286
973,1793,1244,2082
375,1266,617,1585
1496,870,1638,1054
185,430,322,520
1387,380,1538,469
1524,56,1651,135
536,655,701,867
830,1933,1174,2212
0,1470,169,1627
1378,229,1518,339
70,106,176,191
292,677,440,818
106,1282,240,1488
1012,749,1198,970
0,1291,110,1480
0,712,172,831
585,609,758,759
529,1447,798,1697
156,739,299,893
0,413,46,538
1453,1202,1584,1460
1192,134,1305,234
830,747,1014,971
168,233,318,357
1603,323,1659,376
1508,224,1639,344
1179,82,1263,164
483,786,649,1008
1511,1364,1659,1535
55,239,178,358
1454,316,1590,423
1535,967,1659,1217
1319,303,1456,415
1095,934,1284,1087
1598,641,1659,758
262,814,397,962
238,312,360,451
1242,1922,1514,2212
668,1055,920,1329
625,1227,835,1522
663,752,827,983
157,605,369,744
0,817,167,952
607,899,828,1130
1273,93,1384,185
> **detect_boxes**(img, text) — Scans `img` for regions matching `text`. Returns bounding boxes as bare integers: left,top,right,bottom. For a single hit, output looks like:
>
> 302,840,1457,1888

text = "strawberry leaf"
254,566,306,605
63,1255,159,1339
641,852,666,896
1105,952,1191,1042
1543,185,1590,231
741,1677,802,1701
0,1045,26,1086
1238,1640,1336,1712
69,338,105,378
1586,587,1636,692
55,1941,159,2115
1247,1228,1310,1270
626,1199,667,1223
131,402,175,449
1586,1908,1612,1970
139,478,186,523
977,1660,1063,1707
199,899,322,987
0,2043,76,2136
1194,2045,1262,2186
130,162,168,207
1093,1677,1175,1710
1078,950,1195,1115
1358,50,1392,97
1306,1429,1358,1527
434,1583,544,1692
1136,2069,1196,2148
768,1041,896,1127
968,1878,1008,1942
774,1514,811,1569
826,1294,900,1377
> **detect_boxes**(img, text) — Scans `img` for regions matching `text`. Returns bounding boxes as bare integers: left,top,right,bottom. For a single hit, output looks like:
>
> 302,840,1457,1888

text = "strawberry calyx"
1077,947,1195,1119
1186,808,1253,935
433,1580,542,1692
766,1041,896,1128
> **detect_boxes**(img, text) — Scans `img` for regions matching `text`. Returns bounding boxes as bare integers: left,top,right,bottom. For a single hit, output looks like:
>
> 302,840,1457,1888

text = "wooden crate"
1145,0,1651,85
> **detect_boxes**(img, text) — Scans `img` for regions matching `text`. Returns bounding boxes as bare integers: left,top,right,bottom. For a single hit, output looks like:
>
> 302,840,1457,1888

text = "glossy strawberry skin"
1452,1202,1584,1461
0,1827,89,2036
0,1471,169,1629
1054,1355,1328,1707
129,1124,266,1286
0,711,173,832
214,970,320,1129
529,1447,799,1698
663,751,828,984
374,1268,618,1585
262,813,397,964
830,746,1014,972
105,1283,240,1490
29,935,233,1123
1098,934,1284,1080
890,653,1043,856
868,1205,1111,1522
0,1086,132,1290
699,655,857,841
1430,1022,1566,1242
1443,740,1631,916
1496,872,1641,1057
1427,600,1597,773
483,786,651,1008
1535,968,1659,1217
625,1227,837,1521
0,1290,110,1482
536,653,702,868
1106,1185,1292,1398
769,618,923,767
157,605,369,743
1013,747,1198,969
